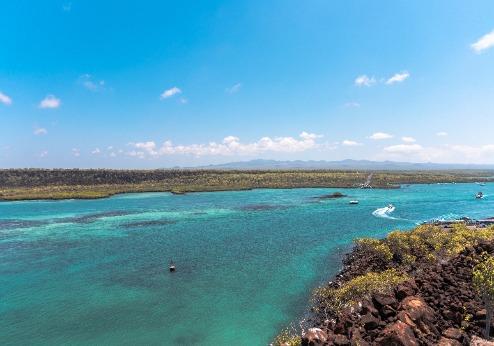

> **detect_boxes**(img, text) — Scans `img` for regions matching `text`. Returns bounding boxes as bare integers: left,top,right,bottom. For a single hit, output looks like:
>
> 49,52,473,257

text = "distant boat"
476,182,486,186
476,192,484,199
386,204,396,213
169,260,176,272
349,200,359,205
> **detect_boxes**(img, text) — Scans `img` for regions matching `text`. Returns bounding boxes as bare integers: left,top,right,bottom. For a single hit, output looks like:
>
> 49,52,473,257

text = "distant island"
0,168,493,201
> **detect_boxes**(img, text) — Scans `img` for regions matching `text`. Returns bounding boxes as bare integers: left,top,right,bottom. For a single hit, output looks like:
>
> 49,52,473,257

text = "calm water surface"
1,183,493,345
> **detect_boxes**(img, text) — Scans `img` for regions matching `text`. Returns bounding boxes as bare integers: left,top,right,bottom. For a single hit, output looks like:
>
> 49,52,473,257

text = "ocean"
1,183,493,345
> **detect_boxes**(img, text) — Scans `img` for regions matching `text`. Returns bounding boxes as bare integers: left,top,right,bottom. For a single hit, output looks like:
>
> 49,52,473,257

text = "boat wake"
372,205,398,220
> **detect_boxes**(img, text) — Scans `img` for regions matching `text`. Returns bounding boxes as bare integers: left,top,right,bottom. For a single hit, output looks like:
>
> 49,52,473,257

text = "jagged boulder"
301,328,328,346
437,337,462,346
375,320,418,346
399,296,434,323
442,327,463,341
470,336,494,346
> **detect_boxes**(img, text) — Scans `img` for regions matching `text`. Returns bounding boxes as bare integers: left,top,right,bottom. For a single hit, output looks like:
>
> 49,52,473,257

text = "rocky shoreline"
284,223,494,346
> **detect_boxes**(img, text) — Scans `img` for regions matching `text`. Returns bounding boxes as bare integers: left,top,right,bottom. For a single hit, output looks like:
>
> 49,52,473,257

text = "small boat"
386,204,396,213
476,192,484,199
169,260,176,272
349,200,359,205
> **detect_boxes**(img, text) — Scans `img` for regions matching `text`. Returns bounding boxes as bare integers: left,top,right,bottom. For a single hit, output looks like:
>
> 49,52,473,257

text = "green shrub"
473,255,494,338
383,224,494,264
273,328,301,346
314,269,408,313
355,238,393,263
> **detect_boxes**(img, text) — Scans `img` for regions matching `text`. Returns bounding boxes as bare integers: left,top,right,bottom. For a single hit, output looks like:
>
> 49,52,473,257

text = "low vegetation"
1,168,493,200
273,328,301,346
314,269,408,314
311,224,494,318
473,255,494,338
359,224,494,266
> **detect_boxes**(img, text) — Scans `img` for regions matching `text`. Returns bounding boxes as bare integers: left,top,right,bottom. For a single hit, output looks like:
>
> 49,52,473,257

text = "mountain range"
193,159,494,170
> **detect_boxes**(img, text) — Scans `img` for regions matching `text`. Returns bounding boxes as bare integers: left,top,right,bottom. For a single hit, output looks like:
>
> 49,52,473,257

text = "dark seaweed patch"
312,192,347,200
121,219,176,228
55,210,131,224
239,204,289,212
0,219,47,230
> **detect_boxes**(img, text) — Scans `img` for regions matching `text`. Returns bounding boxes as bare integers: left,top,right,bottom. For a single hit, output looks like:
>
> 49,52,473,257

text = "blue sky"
1,1,494,168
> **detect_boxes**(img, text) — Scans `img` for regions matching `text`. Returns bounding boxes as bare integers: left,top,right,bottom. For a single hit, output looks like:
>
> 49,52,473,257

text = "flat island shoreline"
1,168,493,201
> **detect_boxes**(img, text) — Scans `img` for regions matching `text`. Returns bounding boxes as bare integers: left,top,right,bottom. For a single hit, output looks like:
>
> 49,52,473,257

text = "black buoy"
169,260,176,272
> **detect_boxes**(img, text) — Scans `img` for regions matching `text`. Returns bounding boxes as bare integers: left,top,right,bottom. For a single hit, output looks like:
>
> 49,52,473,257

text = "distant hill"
195,159,494,170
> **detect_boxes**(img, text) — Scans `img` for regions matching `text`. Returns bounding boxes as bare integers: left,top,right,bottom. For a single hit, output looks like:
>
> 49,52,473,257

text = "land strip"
1,169,493,201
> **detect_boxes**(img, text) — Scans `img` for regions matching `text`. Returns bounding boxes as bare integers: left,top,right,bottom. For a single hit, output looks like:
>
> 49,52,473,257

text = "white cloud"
72,148,80,157
450,144,494,159
160,87,181,99
39,95,61,109
384,144,423,154
369,132,394,140
34,127,47,135
91,148,101,155
79,74,106,91
471,30,494,53
436,131,448,137
39,150,48,158
343,101,360,108
128,132,323,158
342,140,361,147
226,83,242,94
0,91,12,105
386,71,410,85
354,75,376,87
62,2,72,11
401,136,416,143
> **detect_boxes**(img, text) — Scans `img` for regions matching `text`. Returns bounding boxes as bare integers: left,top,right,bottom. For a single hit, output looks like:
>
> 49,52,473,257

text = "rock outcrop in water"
277,223,494,346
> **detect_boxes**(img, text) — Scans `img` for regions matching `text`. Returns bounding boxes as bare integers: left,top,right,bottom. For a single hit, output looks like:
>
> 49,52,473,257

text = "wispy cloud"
342,140,362,147
78,74,106,92
34,127,47,135
226,83,242,94
62,2,72,12
436,131,448,137
160,87,181,99
386,71,410,85
343,101,360,108
401,136,416,143
369,132,394,140
384,143,423,154
450,144,494,159
354,75,376,87
0,91,12,105
72,148,80,157
91,148,101,155
39,150,48,158
471,30,494,53
128,132,323,158
39,95,61,109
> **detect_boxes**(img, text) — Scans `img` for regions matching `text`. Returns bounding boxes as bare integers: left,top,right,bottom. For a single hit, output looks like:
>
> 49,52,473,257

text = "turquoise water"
1,183,494,345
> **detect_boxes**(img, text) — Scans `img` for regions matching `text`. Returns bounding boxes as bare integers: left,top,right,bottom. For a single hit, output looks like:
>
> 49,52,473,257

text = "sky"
1,0,494,168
